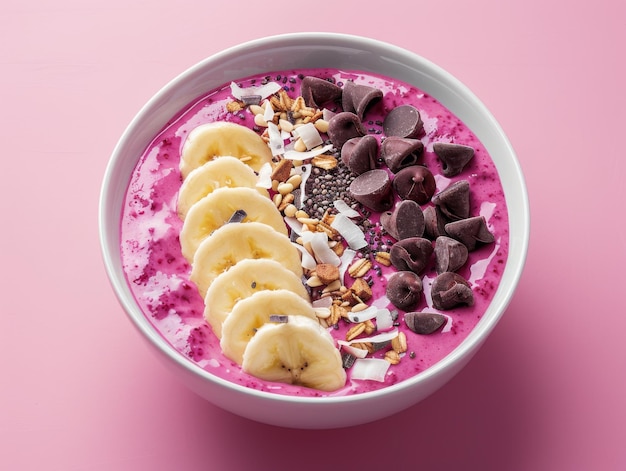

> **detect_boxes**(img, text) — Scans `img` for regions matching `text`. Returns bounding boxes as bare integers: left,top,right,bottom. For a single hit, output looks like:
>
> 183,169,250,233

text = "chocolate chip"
423,206,448,240
380,200,425,241
348,169,394,212
389,237,433,274
383,105,423,138
392,165,436,204
327,112,367,149
434,236,469,274
301,76,343,109
444,216,495,251
404,311,447,334
431,272,474,310
341,135,379,175
431,179,471,221
380,136,424,173
342,80,383,120
433,142,475,177
386,271,423,310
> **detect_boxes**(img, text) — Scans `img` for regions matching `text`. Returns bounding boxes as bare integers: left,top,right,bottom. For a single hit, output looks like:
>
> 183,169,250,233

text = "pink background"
2,0,624,469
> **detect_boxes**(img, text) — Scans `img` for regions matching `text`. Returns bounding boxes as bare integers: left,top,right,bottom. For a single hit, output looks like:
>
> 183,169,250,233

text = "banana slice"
190,222,303,298
204,259,309,338
180,122,273,178
180,187,288,263
221,289,317,365
242,315,346,392
177,156,268,220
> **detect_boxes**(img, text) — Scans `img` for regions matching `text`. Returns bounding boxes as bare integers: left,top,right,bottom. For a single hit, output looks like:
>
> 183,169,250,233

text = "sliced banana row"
176,122,347,392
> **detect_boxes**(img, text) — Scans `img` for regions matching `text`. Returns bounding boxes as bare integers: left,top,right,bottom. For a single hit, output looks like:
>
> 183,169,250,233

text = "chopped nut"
226,100,244,113
277,182,294,195
294,137,307,152
277,193,294,212
286,174,302,188
350,302,369,313
322,279,342,293
271,159,293,182
249,104,264,115
348,258,372,278
350,277,372,302
346,323,366,341
311,155,338,170
374,251,392,267
283,204,298,218
316,263,340,284
331,242,345,257
316,220,341,241
384,350,401,365
363,319,376,335
391,331,408,354
254,113,269,127
352,342,375,354
306,275,323,287
314,307,331,319
291,96,305,112
329,304,345,326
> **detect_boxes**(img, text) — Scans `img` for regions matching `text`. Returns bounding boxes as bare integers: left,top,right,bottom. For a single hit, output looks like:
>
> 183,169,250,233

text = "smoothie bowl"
99,33,529,429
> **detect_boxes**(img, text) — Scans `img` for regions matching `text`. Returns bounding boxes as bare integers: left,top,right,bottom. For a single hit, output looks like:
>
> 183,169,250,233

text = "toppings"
383,104,424,139
327,112,367,148
386,271,423,310
433,142,475,177
348,169,394,212
392,165,437,204
212,71,498,386
381,137,424,173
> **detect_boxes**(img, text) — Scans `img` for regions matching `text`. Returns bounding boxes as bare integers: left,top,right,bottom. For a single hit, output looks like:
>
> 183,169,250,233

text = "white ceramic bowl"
99,32,529,429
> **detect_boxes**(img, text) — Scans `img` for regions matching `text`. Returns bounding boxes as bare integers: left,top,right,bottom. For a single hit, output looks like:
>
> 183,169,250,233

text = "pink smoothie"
120,69,509,397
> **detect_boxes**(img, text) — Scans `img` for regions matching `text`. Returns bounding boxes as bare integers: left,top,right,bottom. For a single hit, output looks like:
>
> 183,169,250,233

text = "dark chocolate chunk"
389,237,433,274
431,272,474,310
342,80,383,120
431,179,470,221
380,136,424,173
341,135,379,175
433,142,475,177
327,112,367,149
348,169,394,212
392,165,436,204
380,200,425,241
241,95,262,106
386,271,423,310
383,105,423,138
404,311,447,334
301,76,343,109
423,206,448,240
228,209,247,223
444,216,495,251
434,236,469,274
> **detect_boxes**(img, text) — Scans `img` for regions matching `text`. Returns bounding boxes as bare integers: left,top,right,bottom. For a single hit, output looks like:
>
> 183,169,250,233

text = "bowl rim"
99,32,530,405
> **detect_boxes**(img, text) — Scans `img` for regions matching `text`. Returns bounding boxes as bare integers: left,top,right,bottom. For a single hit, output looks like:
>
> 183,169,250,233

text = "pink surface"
1,0,624,469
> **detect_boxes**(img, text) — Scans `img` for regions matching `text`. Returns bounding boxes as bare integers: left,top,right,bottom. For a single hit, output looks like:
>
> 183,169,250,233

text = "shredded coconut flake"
350,358,391,382
256,162,273,189
230,81,281,101
267,122,284,156
331,214,368,250
376,308,395,331
333,199,360,218
292,242,316,270
338,341,369,359
347,306,379,323
302,231,340,266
